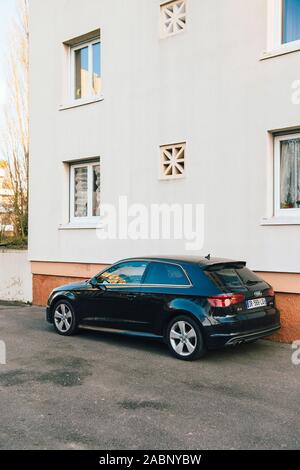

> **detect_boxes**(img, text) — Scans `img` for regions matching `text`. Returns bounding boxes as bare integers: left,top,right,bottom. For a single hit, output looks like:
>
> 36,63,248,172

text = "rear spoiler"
203,261,247,272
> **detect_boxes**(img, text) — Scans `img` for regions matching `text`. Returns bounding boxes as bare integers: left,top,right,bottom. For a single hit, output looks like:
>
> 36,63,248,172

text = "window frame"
70,37,101,103
95,260,193,288
267,0,300,53
274,133,300,217
281,0,300,45
69,160,101,224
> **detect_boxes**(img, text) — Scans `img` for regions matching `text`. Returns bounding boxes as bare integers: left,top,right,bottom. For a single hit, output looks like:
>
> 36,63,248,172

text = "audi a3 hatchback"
46,256,281,361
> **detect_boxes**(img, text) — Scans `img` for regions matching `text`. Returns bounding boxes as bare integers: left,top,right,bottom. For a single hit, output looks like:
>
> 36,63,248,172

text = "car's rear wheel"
166,316,206,361
53,300,78,336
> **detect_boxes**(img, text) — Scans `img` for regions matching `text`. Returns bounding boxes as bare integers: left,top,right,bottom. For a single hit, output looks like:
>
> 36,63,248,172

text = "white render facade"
29,0,300,341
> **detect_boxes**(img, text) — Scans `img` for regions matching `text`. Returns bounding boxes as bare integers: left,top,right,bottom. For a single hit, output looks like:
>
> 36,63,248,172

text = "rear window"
143,262,190,286
205,266,264,293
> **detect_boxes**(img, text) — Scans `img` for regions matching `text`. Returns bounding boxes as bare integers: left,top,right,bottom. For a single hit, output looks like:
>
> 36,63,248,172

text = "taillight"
208,294,245,308
265,288,275,297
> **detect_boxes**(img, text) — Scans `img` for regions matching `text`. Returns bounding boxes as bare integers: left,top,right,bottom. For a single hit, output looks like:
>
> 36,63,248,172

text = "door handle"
127,294,137,301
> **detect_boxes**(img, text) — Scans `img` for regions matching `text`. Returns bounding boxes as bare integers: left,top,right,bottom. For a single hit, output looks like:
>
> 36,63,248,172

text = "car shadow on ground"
45,321,271,362
76,327,171,358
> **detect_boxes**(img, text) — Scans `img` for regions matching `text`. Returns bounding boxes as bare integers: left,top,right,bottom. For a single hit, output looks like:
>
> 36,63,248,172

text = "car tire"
166,316,206,361
52,300,79,336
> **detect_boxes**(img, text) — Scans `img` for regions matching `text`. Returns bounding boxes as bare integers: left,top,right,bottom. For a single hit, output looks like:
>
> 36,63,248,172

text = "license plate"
247,298,267,310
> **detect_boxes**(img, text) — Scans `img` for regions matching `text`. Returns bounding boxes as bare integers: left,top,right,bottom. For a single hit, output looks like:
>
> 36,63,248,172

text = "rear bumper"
206,324,281,349
205,306,281,349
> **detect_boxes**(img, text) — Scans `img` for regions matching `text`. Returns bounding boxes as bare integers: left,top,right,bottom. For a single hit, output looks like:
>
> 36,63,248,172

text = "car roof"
123,256,246,268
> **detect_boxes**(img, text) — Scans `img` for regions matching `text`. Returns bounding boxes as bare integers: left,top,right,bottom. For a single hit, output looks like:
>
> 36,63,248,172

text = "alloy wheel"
54,303,73,333
169,320,197,357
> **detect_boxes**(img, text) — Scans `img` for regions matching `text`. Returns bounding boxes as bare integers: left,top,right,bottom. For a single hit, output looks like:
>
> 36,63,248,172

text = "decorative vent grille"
160,0,187,38
160,143,186,179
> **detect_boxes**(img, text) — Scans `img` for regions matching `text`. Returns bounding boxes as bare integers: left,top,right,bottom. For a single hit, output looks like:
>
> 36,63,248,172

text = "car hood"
54,280,91,292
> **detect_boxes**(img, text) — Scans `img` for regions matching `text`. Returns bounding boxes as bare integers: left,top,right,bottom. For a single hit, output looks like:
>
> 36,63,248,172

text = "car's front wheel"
53,300,78,336
166,316,206,361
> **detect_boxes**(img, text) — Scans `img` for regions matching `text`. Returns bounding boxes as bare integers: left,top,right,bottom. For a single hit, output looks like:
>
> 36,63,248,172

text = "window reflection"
74,41,101,100
93,42,101,96
93,165,101,217
280,139,300,209
75,46,89,100
283,0,300,44
74,167,88,217
97,263,148,285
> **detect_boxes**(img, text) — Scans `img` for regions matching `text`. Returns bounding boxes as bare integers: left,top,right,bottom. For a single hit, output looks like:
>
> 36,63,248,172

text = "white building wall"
29,0,300,273
0,251,32,303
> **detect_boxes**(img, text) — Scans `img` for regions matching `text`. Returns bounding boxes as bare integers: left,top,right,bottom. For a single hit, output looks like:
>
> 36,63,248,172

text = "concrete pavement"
0,304,299,450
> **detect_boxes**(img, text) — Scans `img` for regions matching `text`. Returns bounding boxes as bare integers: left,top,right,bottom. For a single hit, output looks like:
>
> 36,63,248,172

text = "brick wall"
33,274,86,307
270,293,300,343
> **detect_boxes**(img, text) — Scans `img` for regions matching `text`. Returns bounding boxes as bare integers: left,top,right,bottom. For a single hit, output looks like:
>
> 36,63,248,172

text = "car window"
143,262,190,286
205,266,264,293
97,262,148,285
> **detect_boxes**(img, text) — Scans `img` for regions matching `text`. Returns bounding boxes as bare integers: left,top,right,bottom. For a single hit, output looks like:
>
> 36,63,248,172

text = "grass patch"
0,237,28,250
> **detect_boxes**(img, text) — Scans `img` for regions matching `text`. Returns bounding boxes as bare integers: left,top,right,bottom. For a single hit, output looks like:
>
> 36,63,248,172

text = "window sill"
260,43,300,61
59,223,102,231
59,95,104,111
260,217,300,226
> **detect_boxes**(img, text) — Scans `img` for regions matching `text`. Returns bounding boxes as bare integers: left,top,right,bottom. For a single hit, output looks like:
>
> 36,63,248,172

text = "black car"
46,256,281,361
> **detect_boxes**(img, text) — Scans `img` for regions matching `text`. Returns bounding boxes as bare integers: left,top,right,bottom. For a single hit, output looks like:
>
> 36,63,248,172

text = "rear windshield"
205,266,264,293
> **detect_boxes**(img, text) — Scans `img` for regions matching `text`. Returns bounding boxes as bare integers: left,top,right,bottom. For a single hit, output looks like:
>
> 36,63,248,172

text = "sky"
0,0,17,157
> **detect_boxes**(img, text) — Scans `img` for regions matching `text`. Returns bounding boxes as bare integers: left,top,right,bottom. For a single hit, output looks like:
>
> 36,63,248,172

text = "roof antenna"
205,254,211,261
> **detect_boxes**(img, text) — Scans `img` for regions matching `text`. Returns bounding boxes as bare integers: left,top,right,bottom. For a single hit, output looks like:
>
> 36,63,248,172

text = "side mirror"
90,278,106,291
90,277,98,288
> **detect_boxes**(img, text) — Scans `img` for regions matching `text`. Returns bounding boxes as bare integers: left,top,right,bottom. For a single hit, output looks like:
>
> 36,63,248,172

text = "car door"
91,261,149,331
138,262,192,335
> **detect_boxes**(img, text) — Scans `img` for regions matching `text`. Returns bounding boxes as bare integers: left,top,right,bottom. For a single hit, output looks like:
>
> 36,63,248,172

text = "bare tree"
1,0,29,240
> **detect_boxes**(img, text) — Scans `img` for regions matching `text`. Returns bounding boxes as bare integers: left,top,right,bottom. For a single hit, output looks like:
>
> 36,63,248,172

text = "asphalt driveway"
0,304,299,450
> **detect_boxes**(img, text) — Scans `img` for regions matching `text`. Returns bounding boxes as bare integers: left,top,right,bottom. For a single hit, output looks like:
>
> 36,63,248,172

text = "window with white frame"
282,0,300,44
160,143,186,179
268,0,300,50
70,160,100,223
70,37,101,101
160,0,187,38
274,134,300,216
